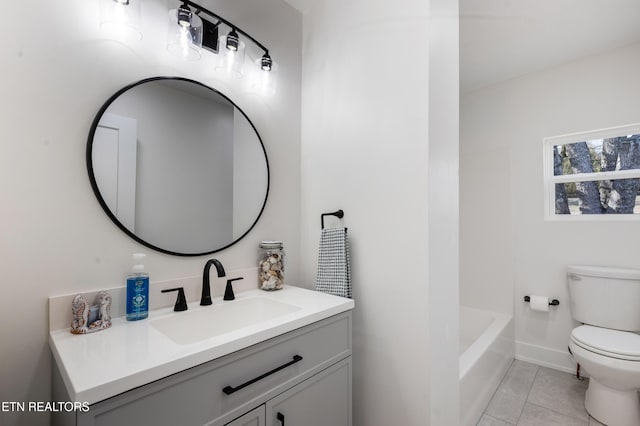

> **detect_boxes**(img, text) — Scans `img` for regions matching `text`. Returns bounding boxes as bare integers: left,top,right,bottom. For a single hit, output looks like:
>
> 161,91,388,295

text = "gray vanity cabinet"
224,406,265,426
55,312,351,426
224,358,351,426
266,358,351,426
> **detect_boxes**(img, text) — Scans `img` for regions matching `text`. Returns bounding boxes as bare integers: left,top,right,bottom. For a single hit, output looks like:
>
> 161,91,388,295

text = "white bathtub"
459,306,514,426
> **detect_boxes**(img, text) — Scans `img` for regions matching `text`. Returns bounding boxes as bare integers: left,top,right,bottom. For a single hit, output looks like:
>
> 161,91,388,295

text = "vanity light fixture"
165,0,276,77
100,0,276,87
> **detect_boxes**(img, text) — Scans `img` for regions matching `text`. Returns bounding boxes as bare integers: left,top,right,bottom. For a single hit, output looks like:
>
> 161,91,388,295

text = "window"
543,123,640,220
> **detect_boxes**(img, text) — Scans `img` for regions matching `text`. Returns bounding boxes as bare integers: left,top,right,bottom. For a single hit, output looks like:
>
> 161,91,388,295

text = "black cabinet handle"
222,355,303,395
277,412,285,425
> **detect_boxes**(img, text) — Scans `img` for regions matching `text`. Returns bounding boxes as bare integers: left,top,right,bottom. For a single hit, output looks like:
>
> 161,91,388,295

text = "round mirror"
87,77,269,256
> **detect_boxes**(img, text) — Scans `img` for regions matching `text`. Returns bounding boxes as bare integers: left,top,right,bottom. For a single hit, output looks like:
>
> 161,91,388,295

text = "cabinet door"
224,405,265,426
266,358,351,426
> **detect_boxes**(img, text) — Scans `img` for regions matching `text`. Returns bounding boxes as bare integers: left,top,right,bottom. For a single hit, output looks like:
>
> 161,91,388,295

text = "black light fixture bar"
182,0,270,56
200,18,220,53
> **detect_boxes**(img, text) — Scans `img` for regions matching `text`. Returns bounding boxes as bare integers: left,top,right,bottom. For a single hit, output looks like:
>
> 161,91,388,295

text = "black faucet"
162,287,188,311
202,259,225,305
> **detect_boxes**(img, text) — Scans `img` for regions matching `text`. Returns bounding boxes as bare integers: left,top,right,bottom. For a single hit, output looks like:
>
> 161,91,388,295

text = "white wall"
460,42,640,372
300,0,459,424
427,0,460,423
0,0,301,424
459,85,514,315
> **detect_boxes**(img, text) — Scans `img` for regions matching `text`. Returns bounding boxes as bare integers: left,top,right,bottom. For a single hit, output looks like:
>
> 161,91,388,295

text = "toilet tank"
567,265,640,331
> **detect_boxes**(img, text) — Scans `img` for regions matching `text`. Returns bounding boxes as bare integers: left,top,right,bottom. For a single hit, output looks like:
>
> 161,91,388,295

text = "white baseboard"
515,340,582,375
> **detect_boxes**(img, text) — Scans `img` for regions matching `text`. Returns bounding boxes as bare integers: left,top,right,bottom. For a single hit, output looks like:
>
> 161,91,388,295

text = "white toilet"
567,265,640,426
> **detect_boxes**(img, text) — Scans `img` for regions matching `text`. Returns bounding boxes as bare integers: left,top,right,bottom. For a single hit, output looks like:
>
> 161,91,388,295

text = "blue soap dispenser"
126,253,149,321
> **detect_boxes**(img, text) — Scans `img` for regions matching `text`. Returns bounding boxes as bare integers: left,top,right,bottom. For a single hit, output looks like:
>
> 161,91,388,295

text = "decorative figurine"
71,291,112,334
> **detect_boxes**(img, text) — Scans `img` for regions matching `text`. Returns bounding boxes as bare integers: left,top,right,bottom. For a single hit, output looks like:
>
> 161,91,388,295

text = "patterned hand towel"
315,227,351,298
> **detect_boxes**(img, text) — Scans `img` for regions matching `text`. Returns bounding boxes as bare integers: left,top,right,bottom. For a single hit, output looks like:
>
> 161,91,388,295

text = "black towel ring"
321,210,344,229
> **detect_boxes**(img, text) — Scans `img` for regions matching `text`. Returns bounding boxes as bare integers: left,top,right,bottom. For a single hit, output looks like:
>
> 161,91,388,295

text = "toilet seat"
571,325,640,361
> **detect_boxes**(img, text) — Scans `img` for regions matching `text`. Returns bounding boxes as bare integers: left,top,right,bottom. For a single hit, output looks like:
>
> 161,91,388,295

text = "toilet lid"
571,325,640,361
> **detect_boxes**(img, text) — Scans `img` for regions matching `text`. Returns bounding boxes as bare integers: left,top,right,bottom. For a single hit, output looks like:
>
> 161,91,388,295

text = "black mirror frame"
86,76,270,257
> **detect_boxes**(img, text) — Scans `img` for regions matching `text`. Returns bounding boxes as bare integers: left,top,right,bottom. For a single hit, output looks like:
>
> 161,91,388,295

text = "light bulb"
177,3,192,28
226,29,239,51
100,0,142,40
215,34,246,77
166,8,203,60
180,27,190,57
260,53,272,72
252,56,278,94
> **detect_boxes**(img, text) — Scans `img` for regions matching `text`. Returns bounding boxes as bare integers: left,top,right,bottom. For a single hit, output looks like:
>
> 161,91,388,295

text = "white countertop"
49,286,354,405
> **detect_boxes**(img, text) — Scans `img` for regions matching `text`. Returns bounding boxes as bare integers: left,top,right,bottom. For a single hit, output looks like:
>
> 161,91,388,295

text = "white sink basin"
151,297,301,345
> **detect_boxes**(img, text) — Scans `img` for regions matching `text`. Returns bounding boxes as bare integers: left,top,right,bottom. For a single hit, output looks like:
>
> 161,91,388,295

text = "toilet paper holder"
524,296,560,306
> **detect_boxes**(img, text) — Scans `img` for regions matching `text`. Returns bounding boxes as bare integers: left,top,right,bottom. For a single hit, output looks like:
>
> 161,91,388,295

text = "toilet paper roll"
529,295,550,312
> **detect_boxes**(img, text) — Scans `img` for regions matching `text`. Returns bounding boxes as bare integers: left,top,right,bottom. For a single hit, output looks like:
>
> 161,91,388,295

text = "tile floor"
477,360,605,426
